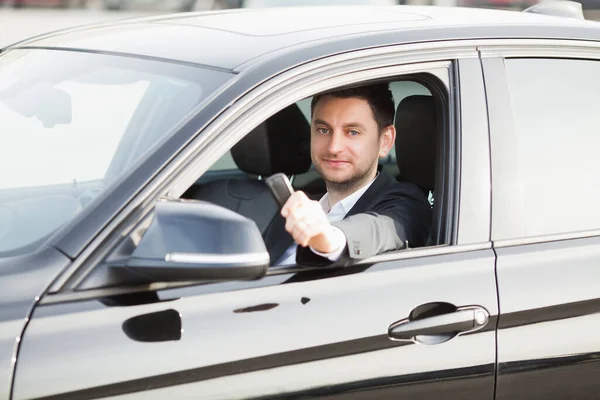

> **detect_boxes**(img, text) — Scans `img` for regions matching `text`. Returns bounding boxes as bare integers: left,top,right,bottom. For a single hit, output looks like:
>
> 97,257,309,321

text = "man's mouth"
323,159,350,167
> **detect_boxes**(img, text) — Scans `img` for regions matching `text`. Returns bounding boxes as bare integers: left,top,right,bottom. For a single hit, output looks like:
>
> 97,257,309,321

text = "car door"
12,51,497,399
482,43,600,399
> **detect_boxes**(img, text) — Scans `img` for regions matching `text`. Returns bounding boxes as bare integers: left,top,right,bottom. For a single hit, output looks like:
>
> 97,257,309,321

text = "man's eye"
348,130,359,136
317,128,329,134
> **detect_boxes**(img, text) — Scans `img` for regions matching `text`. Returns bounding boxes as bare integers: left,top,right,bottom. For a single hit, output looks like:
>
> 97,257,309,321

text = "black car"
1,2,600,399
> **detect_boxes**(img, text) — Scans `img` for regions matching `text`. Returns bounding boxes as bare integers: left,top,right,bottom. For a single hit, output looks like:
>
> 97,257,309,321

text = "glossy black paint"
13,249,498,399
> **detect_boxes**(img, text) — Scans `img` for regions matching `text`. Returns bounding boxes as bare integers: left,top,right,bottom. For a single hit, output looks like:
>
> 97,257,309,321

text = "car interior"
182,78,444,262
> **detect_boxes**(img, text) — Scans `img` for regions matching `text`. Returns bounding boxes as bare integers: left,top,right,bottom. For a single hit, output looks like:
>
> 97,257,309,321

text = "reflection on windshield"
1,79,150,189
0,49,232,255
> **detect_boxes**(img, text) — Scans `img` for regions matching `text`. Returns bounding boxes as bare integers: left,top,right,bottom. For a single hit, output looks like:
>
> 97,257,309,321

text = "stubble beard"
316,161,377,197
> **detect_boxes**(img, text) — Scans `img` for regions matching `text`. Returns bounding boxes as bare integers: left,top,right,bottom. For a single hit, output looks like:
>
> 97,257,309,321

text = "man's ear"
378,125,396,158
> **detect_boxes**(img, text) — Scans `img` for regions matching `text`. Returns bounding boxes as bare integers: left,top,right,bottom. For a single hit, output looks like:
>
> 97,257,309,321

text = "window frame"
44,41,490,303
481,40,600,246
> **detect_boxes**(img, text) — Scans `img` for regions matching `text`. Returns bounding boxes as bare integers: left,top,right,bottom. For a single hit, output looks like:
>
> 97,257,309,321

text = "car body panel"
483,50,600,399
7,7,600,70
494,237,600,400
455,57,490,244
13,248,498,399
0,247,71,400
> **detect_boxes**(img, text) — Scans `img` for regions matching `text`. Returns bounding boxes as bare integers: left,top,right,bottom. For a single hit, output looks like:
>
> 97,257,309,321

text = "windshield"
0,49,232,255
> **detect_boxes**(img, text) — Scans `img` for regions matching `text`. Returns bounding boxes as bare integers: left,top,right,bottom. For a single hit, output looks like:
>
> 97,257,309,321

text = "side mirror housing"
110,199,269,283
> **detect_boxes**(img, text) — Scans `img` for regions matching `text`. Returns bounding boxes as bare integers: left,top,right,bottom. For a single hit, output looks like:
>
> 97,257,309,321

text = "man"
277,83,432,266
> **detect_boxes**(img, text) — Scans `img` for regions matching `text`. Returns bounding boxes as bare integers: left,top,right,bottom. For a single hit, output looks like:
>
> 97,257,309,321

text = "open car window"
206,81,431,175
185,78,440,259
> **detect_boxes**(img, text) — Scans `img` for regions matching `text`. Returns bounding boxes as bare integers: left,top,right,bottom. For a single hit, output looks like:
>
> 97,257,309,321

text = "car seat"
394,95,438,245
395,95,437,198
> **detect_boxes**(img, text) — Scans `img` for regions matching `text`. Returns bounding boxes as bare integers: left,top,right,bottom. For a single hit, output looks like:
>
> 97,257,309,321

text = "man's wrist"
310,226,347,260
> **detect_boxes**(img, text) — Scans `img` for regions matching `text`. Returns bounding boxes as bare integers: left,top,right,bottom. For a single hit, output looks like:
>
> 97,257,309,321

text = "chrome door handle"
388,306,489,341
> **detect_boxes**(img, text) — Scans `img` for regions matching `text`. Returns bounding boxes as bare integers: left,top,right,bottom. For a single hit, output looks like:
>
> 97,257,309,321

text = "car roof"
9,5,600,71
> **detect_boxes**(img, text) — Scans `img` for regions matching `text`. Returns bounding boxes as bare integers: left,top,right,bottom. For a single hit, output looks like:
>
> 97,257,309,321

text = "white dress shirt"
276,177,377,266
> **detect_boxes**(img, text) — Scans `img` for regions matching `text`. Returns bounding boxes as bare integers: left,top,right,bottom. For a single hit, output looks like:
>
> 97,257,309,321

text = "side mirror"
110,199,269,283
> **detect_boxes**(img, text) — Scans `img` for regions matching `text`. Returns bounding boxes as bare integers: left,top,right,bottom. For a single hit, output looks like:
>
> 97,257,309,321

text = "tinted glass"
502,58,600,237
0,49,232,255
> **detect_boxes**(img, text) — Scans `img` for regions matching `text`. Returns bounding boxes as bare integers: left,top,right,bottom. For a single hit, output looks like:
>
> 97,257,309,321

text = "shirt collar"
319,173,378,215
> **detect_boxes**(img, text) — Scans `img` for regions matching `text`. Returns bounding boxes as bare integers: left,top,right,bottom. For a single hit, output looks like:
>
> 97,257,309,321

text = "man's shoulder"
347,172,429,216
374,172,428,201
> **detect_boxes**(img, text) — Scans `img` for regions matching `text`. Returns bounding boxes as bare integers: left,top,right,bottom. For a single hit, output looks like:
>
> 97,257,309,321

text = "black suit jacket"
264,172,432,267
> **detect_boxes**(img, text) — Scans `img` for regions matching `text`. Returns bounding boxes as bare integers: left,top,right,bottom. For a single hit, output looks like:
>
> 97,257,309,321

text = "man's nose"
327,131,344,154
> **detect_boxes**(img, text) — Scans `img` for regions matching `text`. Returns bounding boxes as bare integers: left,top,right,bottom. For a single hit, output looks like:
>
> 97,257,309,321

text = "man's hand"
281,191,340,253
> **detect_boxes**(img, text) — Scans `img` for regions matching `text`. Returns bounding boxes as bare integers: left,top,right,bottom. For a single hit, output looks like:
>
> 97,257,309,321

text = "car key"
265,173,295,208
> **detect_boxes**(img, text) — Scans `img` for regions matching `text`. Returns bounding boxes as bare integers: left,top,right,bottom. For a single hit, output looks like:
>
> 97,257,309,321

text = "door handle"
388,306,489,341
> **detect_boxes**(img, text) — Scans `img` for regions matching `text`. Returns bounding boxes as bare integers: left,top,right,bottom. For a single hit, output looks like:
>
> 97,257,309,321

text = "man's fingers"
284,201,313,233
288,204,310,221
292,226,310,247
290,221,309,242
281,191,309,217
285,214,295,234
286,207,327,236
282,190,331,249
284,206,305,232
291,219,327,247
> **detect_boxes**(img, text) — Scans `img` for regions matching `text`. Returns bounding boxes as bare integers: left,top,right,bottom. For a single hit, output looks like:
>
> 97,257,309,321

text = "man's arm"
296,183,432,266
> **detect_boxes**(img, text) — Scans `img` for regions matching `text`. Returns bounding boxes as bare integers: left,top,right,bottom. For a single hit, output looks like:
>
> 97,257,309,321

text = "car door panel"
0,247,72,400
13,248,497,399
482,51,600,399
495,236,600,400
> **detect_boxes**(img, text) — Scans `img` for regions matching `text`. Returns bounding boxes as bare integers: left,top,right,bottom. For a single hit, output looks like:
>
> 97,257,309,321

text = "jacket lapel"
346,172,393,217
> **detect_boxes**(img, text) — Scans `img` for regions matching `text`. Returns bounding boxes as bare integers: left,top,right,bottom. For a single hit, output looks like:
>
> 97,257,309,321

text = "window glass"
209,151,237,171
0,49,232,255
503,58,600,237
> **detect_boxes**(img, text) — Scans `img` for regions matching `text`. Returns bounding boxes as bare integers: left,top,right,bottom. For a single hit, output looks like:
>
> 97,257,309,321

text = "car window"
172,70,452,284
194,77,438,235
207,82,431,173
496,58,600,239
0,49,233,255
208,98,312,173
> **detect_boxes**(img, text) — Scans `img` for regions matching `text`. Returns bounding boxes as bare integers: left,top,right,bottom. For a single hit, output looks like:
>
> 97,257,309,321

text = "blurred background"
1,0,600,48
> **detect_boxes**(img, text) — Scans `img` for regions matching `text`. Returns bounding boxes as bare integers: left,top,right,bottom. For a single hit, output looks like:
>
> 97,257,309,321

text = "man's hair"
310,83,395,133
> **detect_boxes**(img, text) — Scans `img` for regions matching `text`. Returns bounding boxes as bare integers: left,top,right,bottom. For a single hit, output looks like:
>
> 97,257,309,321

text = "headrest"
231,104,311,176
394,95,437,192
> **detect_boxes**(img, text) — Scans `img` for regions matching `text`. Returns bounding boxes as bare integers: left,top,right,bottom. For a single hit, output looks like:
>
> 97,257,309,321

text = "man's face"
310,95,395,192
